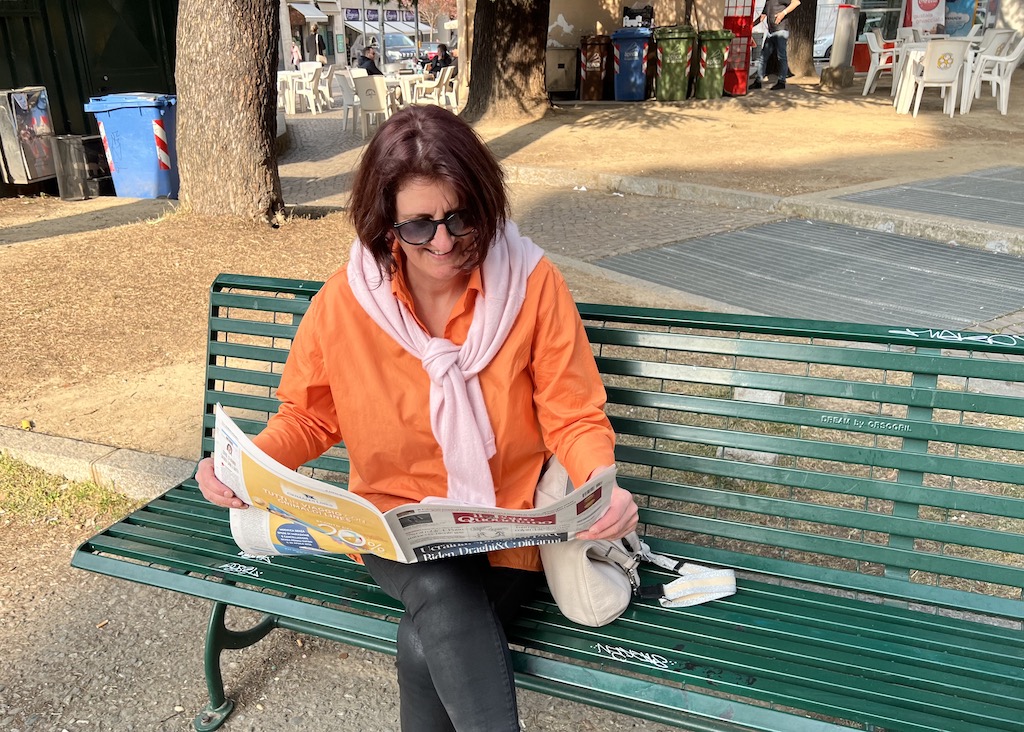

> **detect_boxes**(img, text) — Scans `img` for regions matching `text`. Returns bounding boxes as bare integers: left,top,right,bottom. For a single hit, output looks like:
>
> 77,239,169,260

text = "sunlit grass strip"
0,452,141,526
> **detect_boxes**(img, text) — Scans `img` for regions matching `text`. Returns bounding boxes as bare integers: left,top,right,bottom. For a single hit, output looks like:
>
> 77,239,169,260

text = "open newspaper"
213,405,615,563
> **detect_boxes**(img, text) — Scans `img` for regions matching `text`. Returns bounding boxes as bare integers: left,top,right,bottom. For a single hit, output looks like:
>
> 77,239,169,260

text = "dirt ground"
2,75,1023,461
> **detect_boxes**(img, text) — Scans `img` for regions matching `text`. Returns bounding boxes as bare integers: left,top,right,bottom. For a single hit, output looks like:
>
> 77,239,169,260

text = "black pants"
362,553,539,732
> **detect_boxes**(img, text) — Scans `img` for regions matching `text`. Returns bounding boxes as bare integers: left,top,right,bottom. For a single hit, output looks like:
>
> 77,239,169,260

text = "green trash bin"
653,25,696,102
693,29,734,99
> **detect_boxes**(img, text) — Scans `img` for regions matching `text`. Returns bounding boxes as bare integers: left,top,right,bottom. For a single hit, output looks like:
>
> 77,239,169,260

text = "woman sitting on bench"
195,105,638,732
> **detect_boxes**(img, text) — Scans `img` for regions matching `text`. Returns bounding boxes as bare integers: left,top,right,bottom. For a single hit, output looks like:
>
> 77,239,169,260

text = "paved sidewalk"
6,101,1024,732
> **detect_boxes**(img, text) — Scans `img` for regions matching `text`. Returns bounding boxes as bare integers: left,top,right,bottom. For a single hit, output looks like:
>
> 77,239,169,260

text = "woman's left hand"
576,484,638,541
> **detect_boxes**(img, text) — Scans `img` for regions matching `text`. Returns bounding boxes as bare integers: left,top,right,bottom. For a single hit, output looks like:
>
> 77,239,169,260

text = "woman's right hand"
196,457,247,509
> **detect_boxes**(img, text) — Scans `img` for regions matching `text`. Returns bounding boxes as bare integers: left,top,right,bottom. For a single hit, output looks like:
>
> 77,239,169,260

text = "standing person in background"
307,23,327,62
750,0,801,89
195,105,638,732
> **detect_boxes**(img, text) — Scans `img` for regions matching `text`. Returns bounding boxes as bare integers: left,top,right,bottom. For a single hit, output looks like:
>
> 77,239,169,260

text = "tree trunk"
460,0,550,122
787,0,818,77
176,0,285,223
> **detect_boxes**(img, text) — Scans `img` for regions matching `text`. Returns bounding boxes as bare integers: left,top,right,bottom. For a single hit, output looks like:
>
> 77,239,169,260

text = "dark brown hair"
349,105,509,276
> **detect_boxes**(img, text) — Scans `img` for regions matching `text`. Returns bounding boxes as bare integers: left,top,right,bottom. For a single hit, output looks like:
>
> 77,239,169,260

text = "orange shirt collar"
390,248,483,327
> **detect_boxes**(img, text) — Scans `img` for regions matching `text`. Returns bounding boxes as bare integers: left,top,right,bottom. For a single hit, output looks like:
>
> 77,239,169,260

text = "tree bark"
460,0,550,122
787,0,818,77
176,0,285,223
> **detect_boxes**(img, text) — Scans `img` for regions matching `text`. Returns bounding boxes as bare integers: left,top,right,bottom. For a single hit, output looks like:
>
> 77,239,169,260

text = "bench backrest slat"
202,275,1024,623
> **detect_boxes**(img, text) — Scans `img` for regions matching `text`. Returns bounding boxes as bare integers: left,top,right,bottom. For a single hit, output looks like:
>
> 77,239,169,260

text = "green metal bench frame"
73,273,1024,732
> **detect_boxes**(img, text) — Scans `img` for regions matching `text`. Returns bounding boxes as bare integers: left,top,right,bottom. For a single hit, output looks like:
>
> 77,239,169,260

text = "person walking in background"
750,0,801,90
195,105,638,732
307,23,327,62
290,38,302,69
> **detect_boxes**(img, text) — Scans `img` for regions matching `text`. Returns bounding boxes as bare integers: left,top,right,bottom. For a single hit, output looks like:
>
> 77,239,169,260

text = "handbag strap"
621,534,737,609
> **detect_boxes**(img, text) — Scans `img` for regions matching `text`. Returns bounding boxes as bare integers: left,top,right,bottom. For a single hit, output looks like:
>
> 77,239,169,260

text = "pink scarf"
348,221,544,506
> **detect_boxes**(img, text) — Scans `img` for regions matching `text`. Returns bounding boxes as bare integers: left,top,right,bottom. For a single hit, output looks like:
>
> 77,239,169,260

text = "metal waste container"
693,30,735,99
612,27,653,101
654,25,697,101
546,47,578,96
83,93,178,199
51,135,112,200
579,35,613,100
0,86,56,184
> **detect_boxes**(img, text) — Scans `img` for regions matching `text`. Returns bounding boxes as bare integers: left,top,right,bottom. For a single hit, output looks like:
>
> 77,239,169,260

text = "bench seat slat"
607,386,1024,451
617,449,1024,519
587,327,1024,384
612,416,1024,484
206,364,282,389
628,479,1024,555
599,357,1024,418
209,290,312,314
208,316,297,340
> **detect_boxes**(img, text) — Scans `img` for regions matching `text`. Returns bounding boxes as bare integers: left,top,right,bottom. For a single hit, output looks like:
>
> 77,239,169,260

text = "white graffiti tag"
216,562,262,578
888,328,1024,348
594,643,674,669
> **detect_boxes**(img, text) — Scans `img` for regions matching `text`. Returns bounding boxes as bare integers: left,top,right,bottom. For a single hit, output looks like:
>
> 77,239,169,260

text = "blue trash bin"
611,27,653,101
83,93,178,199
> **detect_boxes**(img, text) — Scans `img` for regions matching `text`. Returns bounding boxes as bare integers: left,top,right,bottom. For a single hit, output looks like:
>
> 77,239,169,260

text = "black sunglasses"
393,211,475,245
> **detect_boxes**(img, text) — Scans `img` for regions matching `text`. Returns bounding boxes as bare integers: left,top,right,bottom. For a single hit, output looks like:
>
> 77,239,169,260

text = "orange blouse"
252,254,615,571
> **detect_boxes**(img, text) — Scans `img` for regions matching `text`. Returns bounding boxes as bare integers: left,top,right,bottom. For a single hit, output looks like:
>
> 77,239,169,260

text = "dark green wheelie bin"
653,25,696,101
692,29,734,99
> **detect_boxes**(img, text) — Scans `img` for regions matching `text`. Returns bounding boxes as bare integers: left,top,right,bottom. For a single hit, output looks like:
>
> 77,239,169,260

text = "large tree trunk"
461,0,549,122
176,0,285,223
788,0,818,77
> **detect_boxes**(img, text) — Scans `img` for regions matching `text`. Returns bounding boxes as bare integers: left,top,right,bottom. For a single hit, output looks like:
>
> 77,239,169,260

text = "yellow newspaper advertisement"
213,405,615,563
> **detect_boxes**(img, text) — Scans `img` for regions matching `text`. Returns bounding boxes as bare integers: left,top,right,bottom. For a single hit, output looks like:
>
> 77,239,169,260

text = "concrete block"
92,449,196,501
0,426,114,483
820,66,855,90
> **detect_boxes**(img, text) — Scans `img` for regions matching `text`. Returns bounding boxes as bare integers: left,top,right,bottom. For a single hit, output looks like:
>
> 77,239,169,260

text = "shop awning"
343,20,433,37
289,3,328,23
444,19,458,30
315,1,342,11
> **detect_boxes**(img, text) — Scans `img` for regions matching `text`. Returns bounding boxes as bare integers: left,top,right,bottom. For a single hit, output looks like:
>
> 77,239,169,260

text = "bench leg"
193,601,278,732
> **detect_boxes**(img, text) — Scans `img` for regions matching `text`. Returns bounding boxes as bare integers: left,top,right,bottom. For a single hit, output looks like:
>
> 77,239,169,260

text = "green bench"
73,272,1024,732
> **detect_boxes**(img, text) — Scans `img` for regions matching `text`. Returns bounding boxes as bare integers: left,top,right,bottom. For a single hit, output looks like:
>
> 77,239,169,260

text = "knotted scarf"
348,221,544,506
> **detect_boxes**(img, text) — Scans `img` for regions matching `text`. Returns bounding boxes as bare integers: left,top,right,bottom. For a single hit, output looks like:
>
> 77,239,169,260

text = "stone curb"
0,425,195,501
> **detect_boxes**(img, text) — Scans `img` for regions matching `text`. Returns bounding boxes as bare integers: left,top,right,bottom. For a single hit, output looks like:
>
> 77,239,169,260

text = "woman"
425,42,454,79
196,105,637,731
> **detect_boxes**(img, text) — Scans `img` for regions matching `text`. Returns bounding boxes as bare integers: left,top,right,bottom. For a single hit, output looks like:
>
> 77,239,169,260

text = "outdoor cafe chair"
294,65,323,114
908,39,971,117
963,35,1024,115
317,65,337,110
353,75,392,138
336,70,361,132
863,32,896,95
412,66,455,109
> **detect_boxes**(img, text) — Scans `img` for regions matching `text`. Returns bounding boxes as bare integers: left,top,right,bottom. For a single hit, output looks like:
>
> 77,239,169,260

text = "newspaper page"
213,405,616,563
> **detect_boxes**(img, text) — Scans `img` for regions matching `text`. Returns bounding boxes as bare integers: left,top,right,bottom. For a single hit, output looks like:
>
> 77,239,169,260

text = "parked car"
352,32,419,67
813,34,834,60
418,41,441,64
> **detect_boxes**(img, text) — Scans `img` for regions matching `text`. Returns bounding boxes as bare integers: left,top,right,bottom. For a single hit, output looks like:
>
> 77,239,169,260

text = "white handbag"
535,457,737,627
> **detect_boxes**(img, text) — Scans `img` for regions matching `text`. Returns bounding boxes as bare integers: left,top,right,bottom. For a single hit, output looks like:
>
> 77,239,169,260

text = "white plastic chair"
299,61,321,75
909,40,971,117
293,65,323,114
966,24,984,39
317,65,336,109
863,32,895,95
335,70,361,131
896,28,916,44
963,36,1024,115
412,66,455,108
353,75,392,138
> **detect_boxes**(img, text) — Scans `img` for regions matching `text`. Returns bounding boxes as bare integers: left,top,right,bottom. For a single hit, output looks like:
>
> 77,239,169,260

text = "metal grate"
596,219,1024,327
838,167,1024,228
